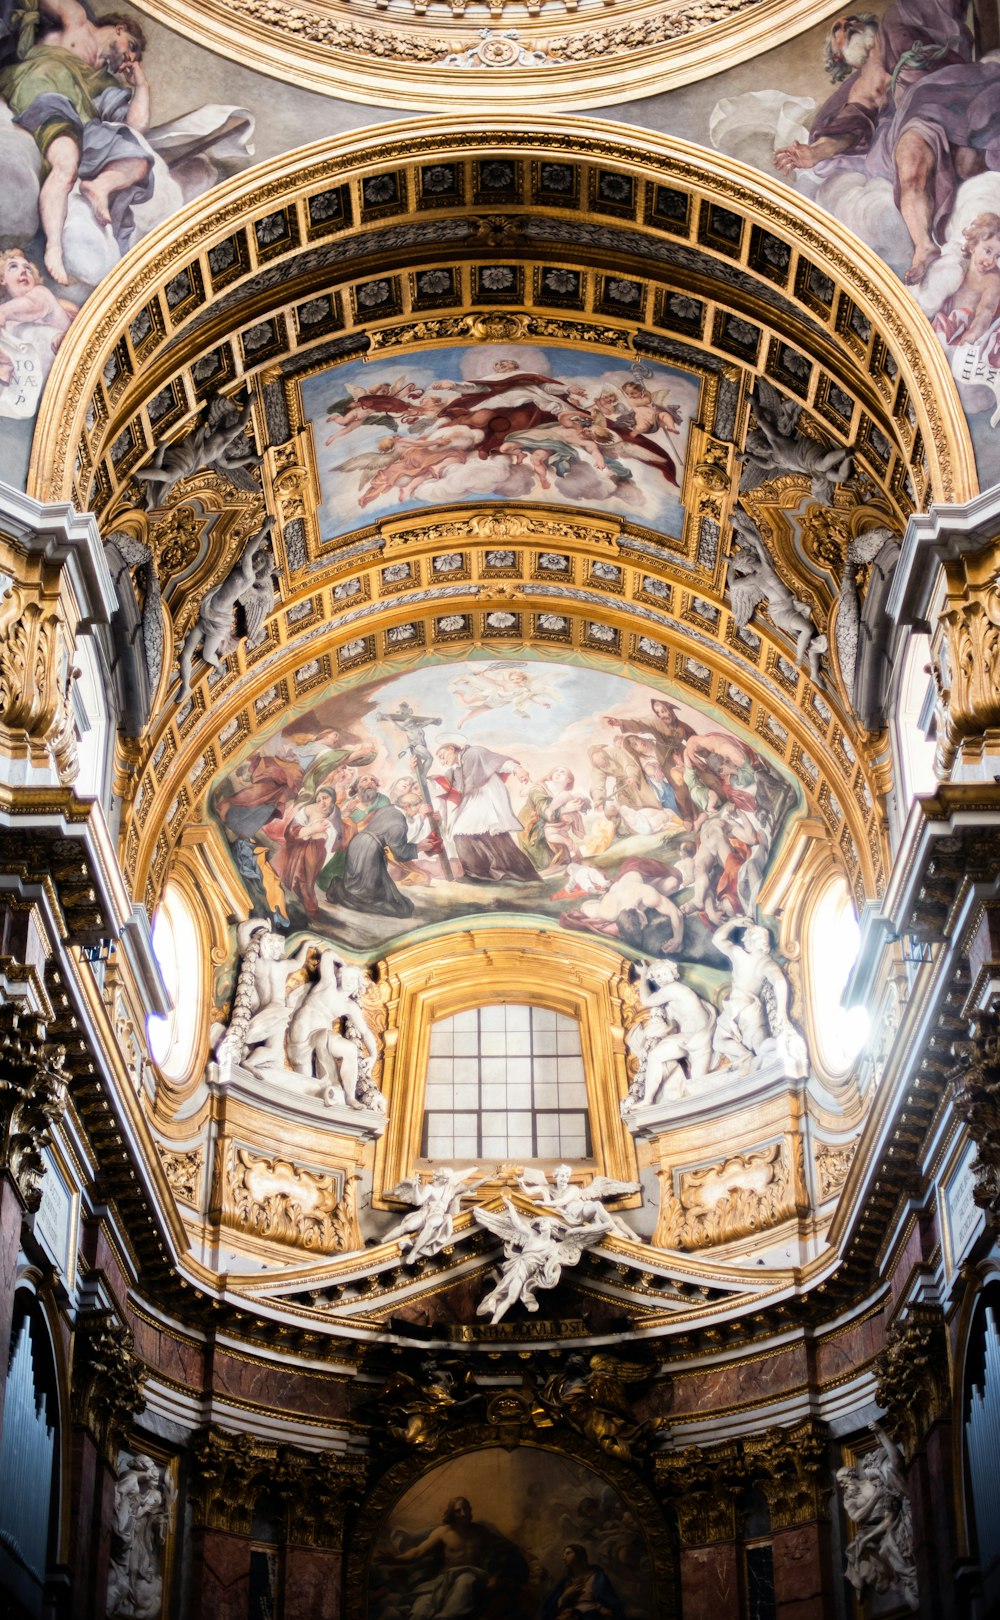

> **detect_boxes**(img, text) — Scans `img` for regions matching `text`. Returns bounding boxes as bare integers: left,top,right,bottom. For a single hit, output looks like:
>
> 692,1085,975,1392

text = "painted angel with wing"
175,514,278,701
727,506,827,684
473,1199,603,1323
324,375,424,442
384,1165,485,1265
518,1164,641,1240
740,378,853,501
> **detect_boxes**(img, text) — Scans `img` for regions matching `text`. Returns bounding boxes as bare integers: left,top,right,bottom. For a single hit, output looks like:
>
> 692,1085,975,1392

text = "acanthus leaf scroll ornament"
653,1443,743,1545
744,1418,829,1530
228,1146,360,1253
0,1001,67,1212
873,1308,950,1464
934,550,1000,774
72,1310,147,1463
950,1009,1000,1230
815,1138,859,1202
0,589,79,785
157,1145,203,1207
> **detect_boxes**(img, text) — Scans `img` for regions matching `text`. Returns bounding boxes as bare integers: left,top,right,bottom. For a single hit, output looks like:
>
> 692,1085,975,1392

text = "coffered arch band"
30,116,975,516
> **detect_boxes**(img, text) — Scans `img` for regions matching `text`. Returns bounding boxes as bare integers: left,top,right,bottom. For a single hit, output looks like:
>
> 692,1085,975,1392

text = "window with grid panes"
421,1004,592,1161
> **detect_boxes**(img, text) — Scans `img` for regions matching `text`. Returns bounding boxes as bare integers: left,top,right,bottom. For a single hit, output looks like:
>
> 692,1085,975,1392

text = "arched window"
892,630,937,822
0,1295,59,1610
146,885,202,1082
422,1004,591,1161
807,877,869,1075
71,631,112,805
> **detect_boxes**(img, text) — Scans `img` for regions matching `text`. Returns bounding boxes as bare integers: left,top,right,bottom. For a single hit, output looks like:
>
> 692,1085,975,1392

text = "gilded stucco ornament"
950,1009,1000,1229
0,1001,66,1211
72,1311,147,1464
873,1308,950,1465
228,1147,359,1251
933,547,1000,775
657,1139,798,1251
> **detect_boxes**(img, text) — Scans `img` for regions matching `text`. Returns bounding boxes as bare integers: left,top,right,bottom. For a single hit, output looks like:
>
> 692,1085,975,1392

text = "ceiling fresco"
207,657,800,967
302,345,698,540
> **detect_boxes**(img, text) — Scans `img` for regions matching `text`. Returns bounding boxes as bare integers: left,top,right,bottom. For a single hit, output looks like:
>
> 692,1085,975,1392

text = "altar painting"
368,1447,656,1620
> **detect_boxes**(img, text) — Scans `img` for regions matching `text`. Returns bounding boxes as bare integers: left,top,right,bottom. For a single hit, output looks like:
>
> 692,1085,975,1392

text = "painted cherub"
930,212,1000,348
451,664,559,727
0,247,74,388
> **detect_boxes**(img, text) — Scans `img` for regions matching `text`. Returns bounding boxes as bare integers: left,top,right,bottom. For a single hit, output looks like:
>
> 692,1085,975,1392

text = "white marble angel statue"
385,1166,485,1264
728,506,827,685
837,1423,918,1611
741,378,853,501
621,958,717,1113
473,1200,603,1323
175,514,277,701
517,1164,642,1239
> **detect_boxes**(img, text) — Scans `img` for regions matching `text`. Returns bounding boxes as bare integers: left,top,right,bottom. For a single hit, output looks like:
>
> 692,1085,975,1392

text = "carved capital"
951,1010,1000,1231
0,1000,67,1211
744,1418,829,1529
190,1427,367,1543
654,1444,743,1544
934,544,1000,772
72,1310,147,1461
190,1427,276,1535
874,1308,951,1463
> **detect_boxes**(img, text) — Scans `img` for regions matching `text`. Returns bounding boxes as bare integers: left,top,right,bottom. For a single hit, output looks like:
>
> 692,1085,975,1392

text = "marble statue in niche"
837,1424,919,1612
106,1452,173,1620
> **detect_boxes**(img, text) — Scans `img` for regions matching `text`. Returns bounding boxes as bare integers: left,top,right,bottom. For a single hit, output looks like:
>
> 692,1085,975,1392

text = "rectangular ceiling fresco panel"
300,345,700,540
209,658,799,968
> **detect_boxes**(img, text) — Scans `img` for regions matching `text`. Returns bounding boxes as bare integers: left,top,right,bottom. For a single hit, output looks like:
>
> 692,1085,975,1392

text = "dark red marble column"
772,1521,835,1620
189,1526,253,1620
68,1428,114,1620
679,1541,741,1617
908,1424,960,1620
284,1544,343,1619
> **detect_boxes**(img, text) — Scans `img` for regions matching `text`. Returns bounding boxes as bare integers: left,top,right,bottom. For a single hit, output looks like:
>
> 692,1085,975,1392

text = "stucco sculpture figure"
473,1200,603,1323
837,1424,918,1612
135,390,257,503
728,506,828,684
740,378,854,501
711,915,809,1077
518,1164,642,1239
385,1166,485,1263
622,958,718,1112
175,514,277,702
215,919,312,1078
106,1452,173,1620
287,949,383,1110
215,927,385,1110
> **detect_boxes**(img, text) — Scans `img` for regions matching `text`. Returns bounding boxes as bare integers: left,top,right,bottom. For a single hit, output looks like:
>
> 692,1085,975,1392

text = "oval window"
146,886,202,1082
809,878,868,1074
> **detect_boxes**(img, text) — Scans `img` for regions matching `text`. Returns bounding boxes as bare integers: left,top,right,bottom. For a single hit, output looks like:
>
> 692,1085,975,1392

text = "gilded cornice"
134,0,846,112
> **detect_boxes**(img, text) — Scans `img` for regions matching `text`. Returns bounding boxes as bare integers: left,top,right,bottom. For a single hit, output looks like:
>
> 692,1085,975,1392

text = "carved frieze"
227,1146,360,1253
